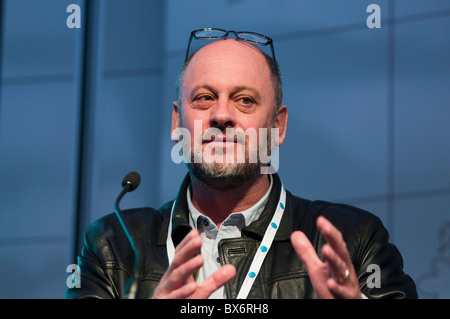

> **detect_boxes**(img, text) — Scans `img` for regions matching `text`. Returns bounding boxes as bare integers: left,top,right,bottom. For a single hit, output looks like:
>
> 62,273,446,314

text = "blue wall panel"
2,0,80,78
394,17,450,193
277,28,389,202
0,82,78,238
0,0,83,298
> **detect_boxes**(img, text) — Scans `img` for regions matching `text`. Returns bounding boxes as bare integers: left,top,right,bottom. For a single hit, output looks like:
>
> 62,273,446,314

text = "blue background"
0,0,449,298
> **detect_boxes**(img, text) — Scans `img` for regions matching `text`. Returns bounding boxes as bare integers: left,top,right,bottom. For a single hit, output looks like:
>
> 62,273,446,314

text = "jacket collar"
241,172,292,241
163,172,292,247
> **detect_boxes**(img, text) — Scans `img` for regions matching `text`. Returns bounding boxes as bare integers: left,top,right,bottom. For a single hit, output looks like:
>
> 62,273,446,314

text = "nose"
209,98,236,130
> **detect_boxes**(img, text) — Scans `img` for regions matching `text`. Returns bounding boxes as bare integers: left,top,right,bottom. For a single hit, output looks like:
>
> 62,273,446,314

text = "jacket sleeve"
355,216,418,299
65,225,117,299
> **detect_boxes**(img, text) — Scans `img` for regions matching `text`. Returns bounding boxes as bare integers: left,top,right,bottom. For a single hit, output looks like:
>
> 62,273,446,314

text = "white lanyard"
166,203,176,266
236,184,286,299
166,184,286,299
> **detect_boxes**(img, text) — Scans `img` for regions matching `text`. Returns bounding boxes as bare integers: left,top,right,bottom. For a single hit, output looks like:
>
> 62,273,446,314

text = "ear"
274,104,288,146
171,101,181,142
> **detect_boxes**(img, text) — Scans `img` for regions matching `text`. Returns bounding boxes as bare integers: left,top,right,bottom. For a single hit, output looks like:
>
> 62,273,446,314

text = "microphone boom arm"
114,180,140,299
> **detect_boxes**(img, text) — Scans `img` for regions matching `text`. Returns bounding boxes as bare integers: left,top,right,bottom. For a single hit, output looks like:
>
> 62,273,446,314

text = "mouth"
203,136,238,144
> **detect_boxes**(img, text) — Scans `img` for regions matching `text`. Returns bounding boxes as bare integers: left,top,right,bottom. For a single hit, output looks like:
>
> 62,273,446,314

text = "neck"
189,174,270,228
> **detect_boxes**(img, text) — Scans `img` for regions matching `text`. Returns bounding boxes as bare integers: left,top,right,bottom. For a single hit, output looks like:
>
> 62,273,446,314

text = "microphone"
121,171,141,192
114,171,141,299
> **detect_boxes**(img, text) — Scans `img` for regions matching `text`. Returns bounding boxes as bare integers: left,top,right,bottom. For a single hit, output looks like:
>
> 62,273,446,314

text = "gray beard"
186,160,262,192
178,117,274,192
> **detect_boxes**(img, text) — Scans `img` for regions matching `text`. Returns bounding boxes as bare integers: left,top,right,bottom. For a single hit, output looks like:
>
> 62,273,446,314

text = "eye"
236,96,255,106
192,94,216,108
197,95,213,101
241,97,253,104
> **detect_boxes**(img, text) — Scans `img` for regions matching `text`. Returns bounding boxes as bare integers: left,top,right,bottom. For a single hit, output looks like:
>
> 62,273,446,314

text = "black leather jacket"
65,174,417,299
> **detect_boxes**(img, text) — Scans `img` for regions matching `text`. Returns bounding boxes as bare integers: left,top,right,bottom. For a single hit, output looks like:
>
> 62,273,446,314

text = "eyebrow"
231,86,262,101
190,84,217,95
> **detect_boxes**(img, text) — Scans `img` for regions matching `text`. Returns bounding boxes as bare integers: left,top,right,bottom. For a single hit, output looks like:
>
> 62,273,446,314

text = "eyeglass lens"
194,29,227,38
194,29,270,45
236,32,270,45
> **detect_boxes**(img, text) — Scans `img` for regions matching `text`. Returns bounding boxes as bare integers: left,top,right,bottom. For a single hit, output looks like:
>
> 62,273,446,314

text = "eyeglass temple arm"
269,43,278,72
185,32,195,63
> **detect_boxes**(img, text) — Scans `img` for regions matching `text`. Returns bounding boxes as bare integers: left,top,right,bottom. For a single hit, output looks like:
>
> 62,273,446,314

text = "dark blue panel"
102,0,164,71
394,18,450,193
394,195,450,299
0,244,69,298
0,82,79,238
276,28,388,201
164,0,389,51
395,0,450,16
2,0,83,77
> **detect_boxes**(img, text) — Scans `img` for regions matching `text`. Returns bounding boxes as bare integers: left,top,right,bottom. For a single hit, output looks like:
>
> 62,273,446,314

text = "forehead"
181,39,273,92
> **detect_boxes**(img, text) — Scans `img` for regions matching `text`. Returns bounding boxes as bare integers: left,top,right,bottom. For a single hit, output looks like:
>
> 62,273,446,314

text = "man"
66,29,417,299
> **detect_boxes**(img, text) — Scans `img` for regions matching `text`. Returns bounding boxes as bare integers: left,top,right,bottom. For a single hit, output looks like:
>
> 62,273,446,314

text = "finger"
194,264,236,299
166,254,203,291
291,231,322,270
157,281,197,299
316,216,351,264
154,251,203,299
327,278,362,299
175,229,198,253
170,230,202,270
321,243,349,283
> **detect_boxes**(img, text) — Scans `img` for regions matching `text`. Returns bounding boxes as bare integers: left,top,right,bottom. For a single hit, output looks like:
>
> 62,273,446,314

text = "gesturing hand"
153,229,236,299
291,216,362,299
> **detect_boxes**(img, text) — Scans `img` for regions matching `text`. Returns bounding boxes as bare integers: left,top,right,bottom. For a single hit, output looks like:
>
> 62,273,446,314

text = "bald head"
176,39,282,112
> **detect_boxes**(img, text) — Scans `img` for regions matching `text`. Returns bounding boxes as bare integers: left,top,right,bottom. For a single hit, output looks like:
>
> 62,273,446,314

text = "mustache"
196,127,247,145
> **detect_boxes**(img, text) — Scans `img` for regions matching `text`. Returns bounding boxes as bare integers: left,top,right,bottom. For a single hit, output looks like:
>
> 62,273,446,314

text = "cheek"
241,116,274,135
180,115,208,149
181,109,209,130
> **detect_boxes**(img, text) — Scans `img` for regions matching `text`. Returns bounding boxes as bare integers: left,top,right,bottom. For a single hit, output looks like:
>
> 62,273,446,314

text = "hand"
290,216,362,299
153,229,236,299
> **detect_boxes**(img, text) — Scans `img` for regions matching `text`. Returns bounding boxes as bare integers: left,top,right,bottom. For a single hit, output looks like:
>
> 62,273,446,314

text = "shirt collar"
162,172,291,247
186,175,273,230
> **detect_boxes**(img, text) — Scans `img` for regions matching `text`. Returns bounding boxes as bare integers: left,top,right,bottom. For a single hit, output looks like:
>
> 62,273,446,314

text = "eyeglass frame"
184,28,278,73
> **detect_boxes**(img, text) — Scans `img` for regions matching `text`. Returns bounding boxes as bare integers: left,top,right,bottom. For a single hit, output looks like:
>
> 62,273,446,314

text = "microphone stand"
114,183,140,299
